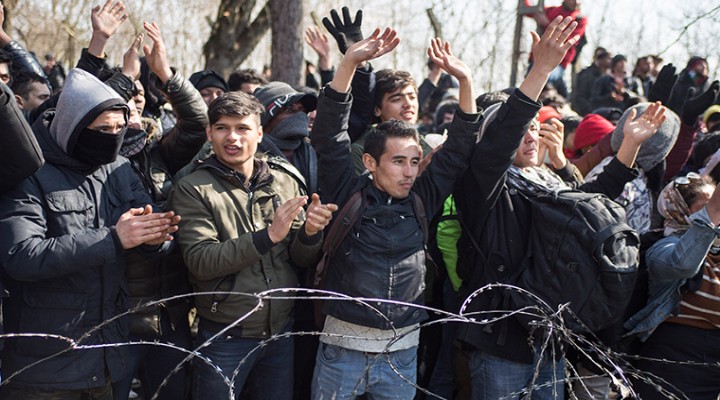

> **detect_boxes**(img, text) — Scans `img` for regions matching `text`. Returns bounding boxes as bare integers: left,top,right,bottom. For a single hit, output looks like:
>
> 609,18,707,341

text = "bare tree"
203,0,270,78
269,0,304,85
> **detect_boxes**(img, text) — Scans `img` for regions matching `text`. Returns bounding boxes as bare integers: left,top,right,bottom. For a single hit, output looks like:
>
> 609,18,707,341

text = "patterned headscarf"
657,180,693,236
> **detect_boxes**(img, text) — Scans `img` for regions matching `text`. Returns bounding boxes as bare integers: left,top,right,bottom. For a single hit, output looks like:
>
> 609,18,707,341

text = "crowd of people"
0,0,719,399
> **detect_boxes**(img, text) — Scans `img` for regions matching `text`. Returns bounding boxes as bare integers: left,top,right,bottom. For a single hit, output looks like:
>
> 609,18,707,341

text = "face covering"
119,128,148,158
270,112,309,151
71,127,127,167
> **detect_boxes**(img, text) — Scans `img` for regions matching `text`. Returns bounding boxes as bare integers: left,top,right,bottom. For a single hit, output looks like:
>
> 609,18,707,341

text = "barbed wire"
0,284,716,399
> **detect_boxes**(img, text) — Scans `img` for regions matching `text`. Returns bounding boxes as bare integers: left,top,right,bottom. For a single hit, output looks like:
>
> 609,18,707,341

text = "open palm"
623,102,667,145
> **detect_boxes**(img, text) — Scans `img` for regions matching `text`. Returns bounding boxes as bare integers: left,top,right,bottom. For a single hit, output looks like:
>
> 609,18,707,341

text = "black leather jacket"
124,71,208,335
311,86,481,329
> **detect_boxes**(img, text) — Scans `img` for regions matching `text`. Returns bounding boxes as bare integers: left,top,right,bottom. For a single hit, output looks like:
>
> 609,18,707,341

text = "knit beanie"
573,114,614,150
610,103,680,171
189,70,228,92
49,68,128,155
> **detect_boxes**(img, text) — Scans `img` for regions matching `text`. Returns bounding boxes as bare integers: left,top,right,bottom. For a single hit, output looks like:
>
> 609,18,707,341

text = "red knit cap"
573,114,615,150
538,105,562,123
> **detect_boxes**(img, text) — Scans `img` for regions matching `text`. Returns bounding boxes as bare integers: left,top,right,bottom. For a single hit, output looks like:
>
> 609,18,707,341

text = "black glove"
322,7,363,54
647,63,677,104
681,80,720,126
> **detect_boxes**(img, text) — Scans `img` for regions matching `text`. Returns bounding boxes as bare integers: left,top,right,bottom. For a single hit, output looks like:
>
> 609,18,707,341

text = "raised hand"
647,64,677,104
115,204,180,249
681,80,720,126
427,37,475,114
622,102,667,146
303,193,338,237
305,26,331,60
91,0,128,40
142,22,173,84
427,38,471,83
529,16,579,74
538,119,567,169
122,32,144,80
305,26,332,70
343,27,400,66
322,7,363,54
268,196,308,244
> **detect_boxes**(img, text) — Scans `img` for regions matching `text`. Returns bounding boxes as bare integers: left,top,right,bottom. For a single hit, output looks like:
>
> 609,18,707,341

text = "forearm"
311,86,357,203
2,229,118,282
457,77,476,114
157,72,209,174
290,228,323,269
329,57,359,93
647,209,719,282
615,138,641,169
87,32,109,58
518,68,550,102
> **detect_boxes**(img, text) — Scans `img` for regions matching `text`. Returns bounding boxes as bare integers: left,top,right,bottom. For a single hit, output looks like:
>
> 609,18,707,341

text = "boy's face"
375,85,419,125
206,114,263,172
364,136,421,199
513,118,541,168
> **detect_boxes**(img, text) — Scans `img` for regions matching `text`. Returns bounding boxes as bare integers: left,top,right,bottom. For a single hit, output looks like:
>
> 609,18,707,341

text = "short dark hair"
363,119,420,163
207,91,264,125
373,69,417,110
10,70,46,98
227,68,268,92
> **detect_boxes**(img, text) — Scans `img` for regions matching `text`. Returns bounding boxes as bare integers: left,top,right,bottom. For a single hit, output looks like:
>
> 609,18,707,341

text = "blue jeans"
191,321,294,400
468,345,565,400
312,343,417,400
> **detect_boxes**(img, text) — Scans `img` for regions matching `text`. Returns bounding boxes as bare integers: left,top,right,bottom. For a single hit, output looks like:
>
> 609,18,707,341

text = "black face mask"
119,128,149,158
71,126,127,167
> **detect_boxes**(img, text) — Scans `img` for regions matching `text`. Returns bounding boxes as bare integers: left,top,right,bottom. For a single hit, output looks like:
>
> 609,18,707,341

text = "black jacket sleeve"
311,86,359,206
4,40,45,79
578,156,638,199
348,64,375,142
0,83,43,195
413,109,482,216
75,48,111,77
155,71,209,175
456,90,541,227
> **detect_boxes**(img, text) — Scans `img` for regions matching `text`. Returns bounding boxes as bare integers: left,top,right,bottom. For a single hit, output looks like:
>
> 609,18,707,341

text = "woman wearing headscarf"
625,172,720,398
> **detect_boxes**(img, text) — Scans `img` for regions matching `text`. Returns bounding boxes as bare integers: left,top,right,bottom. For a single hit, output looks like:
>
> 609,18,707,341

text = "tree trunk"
269,0,303,86
204,0,271,79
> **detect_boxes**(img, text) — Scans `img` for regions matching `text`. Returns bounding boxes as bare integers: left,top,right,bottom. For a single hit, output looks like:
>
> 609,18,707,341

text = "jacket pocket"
16,288,88,357
44,191,93,234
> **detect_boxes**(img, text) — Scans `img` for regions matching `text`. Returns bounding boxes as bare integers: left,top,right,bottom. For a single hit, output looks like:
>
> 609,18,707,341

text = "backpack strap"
312,189,366,286
409,191,429,244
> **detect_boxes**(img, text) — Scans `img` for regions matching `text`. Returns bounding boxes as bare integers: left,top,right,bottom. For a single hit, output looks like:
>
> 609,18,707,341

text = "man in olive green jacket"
170,91,336,400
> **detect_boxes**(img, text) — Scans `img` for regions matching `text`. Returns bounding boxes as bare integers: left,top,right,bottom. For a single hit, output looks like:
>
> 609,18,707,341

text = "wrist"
552,156,567,170
0,31,11,46
155,67,173,85
304,224,318,237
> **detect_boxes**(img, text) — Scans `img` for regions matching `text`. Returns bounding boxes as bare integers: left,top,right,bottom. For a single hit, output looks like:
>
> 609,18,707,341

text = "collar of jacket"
199,155,273,191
